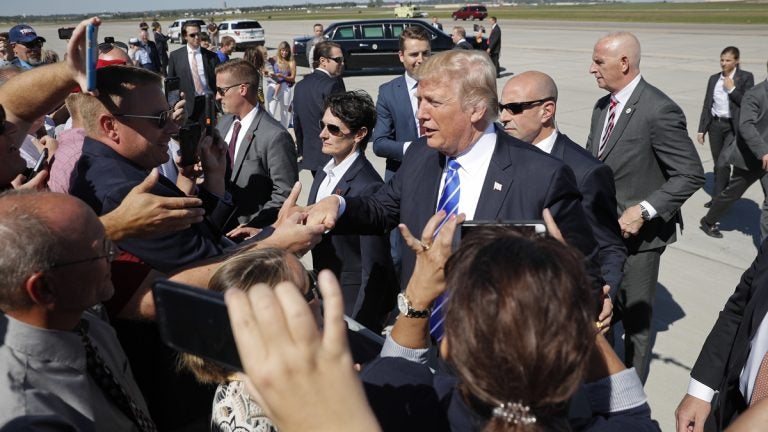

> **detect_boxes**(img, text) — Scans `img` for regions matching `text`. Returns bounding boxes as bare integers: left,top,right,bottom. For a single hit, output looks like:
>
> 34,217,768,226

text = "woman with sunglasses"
307,90,398,333
180,247,321,432
266,41,296,128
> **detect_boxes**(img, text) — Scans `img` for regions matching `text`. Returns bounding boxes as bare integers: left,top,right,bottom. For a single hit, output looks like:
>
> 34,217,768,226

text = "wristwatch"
397,293,432,318
639,203,651,221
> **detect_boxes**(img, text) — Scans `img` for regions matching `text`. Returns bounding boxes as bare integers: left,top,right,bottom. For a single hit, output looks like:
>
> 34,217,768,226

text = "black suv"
452,5,489,21
292,19,454,73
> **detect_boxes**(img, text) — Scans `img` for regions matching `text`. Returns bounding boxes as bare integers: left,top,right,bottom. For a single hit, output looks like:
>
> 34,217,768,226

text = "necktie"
429,158,461,341
751,352,768,406
189,50,205,95
598,96,618,158
228,119,242,164
77,320,157,432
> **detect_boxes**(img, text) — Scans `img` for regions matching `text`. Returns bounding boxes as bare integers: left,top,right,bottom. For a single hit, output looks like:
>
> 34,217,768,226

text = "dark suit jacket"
337,128,600,291
691,237,768,429
143,40,161,71
453,40,473,50
372,75,419,173
586,78,705,253
293,69,346,171
553,133,627,292
218,109,298,230
167,45,219,120
697,68,754,140
730,79,768,172
488,24,501,54
308,154,397,331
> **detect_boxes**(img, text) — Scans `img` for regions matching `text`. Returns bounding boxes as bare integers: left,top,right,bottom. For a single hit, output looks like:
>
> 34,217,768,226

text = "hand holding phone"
165,77,181,109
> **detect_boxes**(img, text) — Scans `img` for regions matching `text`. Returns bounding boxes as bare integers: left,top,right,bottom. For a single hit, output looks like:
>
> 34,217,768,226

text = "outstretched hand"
226,270,381,432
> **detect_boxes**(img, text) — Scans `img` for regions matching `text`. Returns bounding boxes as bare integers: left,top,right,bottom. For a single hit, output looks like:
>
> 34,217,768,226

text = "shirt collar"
0,313,86,371
404,72,418,90
186,45,200,55
453,122,496,172
613,74,642,106
323,150,360,178
534,130,558,154
238,105,260,128
316,68,333,78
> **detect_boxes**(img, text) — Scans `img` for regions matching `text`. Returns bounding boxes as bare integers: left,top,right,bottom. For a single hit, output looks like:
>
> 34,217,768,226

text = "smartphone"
153,279,243,372
24,147,48,179
460,220,547,239
203,93,217,137
85,24,98,92
178,124,201,166
164,77,181,109
58,27,75,40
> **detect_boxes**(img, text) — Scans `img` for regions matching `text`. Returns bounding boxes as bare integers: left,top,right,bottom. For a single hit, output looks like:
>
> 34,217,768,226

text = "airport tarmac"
29,17,768,430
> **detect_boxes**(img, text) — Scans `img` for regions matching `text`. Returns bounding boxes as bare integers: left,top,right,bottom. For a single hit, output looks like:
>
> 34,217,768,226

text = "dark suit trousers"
490,52,500,77
708,118,735,197
617,247,664,383
703,167,768,239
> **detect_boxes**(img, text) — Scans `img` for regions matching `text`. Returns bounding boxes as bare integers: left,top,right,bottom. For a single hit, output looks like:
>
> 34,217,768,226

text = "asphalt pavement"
31,17,768,431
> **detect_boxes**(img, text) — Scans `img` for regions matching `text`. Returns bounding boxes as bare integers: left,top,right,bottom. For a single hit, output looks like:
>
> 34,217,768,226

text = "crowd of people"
0,13,767,432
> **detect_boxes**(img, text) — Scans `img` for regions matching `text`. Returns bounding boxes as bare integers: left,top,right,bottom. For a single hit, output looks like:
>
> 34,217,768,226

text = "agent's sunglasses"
319,120,350,138
216,82,249,97
187,32,201,38
325,56,344,64
498,97,555,115
115,110,173,129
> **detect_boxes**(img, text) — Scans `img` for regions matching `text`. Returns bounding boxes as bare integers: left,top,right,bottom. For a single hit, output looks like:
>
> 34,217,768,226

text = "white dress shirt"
187,45,211,93
403,72,419,155
316,151,360,201
435,123,496,221
533,130,558,155
223,105,260,161
712,69,736,118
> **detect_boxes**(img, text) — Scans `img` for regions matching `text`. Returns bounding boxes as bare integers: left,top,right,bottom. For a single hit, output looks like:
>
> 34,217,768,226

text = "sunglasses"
51,238,118,269
187,32,201,38
498,97,555,115
115,110,173,129
304,270,321,303
319,120,349,137
326,56,344,64
216,82,249,97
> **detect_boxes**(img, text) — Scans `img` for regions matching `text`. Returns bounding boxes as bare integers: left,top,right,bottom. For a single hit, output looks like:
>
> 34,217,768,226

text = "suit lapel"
551,134,567,160
334,155,365,197
589,97,610,158
308,169,325,205
396,76,417,135
475,133,514,219
599,80,644,161
232,109,264,182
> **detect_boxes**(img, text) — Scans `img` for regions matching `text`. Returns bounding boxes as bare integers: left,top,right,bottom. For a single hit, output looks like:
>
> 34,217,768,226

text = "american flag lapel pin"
493,182,502,191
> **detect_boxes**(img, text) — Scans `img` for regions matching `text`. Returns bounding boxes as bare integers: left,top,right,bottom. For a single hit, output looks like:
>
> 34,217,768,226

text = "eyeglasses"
304,270,321,303
187,32,200,38
0,104,6,136
51,238,117,269
498,97,555,115
319,120,349,137
325,56,344,64
216,82,249,97
115,110,173,129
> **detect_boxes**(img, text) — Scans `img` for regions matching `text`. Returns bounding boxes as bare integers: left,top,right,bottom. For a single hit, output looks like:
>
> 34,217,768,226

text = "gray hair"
0,190,58,311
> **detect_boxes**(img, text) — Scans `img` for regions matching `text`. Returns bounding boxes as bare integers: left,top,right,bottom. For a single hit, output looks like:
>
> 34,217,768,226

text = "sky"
4,0,339,17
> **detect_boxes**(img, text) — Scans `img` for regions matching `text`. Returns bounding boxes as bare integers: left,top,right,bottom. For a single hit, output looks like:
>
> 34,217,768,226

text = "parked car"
451,5,489,21
394,4,428,18
292,19,453,73
217,19,265,50
168,18,207,44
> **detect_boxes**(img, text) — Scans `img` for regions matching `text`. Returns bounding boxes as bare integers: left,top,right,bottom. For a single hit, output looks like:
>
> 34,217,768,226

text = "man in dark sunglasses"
500,70,626,312
167,22,220,122
293,41,346,176
8,24,46,70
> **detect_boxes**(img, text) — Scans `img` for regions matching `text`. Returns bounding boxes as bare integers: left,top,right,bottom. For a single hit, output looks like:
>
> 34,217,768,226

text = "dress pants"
617,246,664,383
708,118,734,198
702,167,768,239
490,52,500,77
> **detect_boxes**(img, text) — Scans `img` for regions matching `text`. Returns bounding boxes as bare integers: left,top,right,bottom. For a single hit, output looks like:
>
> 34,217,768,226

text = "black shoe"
700,218,723,238
704,200,712,208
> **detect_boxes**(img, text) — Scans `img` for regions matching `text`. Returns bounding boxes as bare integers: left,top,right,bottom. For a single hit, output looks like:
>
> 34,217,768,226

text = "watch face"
397,293,407,314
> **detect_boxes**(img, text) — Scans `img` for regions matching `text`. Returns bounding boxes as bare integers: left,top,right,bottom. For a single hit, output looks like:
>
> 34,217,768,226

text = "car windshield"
232,21,262,29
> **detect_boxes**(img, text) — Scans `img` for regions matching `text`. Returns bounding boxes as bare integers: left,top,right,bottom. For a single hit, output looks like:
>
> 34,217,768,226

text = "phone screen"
165,77,181,109
178,125,201,167
153,279,242,372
